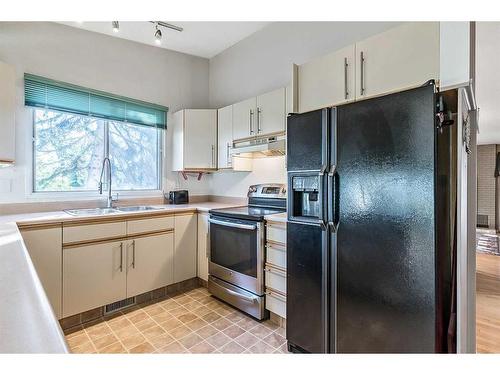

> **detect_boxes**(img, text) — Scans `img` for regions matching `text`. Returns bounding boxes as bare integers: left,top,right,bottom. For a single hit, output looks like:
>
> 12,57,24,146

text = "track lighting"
112,21,119,33
154,24,162,45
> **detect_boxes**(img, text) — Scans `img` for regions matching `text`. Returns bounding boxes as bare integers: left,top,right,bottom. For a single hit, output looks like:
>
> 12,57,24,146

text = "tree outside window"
33,109,162,192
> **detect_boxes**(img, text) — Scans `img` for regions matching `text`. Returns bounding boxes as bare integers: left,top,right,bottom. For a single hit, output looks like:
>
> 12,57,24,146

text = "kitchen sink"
64,208,120,216
116,205,161,212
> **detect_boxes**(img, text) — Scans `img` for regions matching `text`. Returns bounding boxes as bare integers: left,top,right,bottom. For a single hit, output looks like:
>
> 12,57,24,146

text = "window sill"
25,190,164,203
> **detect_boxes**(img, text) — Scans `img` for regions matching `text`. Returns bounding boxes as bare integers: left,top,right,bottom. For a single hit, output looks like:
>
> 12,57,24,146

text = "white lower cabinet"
126,232,174,297
265,264,287,295
197,212,209,282
63,240,127,317
20,226,63,318
174,213,198,283
266,289,286,318
55,212,199,317
265,219,287,319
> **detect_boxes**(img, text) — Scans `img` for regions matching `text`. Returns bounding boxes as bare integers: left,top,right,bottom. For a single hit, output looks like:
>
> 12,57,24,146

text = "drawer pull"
266,243,286,252
265,266,287,278
266,290,286,302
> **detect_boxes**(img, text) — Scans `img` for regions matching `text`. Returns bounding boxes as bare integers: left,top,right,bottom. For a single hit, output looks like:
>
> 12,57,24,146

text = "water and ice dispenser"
289,175,322,220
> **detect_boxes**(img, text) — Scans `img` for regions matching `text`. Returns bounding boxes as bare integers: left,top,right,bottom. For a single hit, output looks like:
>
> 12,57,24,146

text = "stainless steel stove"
208,183,286,320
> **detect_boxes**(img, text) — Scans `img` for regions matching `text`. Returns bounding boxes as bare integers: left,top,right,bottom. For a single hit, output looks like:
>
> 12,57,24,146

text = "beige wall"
208,21,401,197
0,22,211,203
477,144,496,228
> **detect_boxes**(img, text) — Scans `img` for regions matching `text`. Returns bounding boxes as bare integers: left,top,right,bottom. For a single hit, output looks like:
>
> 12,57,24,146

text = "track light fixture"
112,21,119,33
154,23,162,45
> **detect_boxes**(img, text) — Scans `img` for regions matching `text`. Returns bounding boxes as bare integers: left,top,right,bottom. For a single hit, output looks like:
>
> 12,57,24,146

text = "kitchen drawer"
266,288,286,318
265,264,286,294
63,221,127,244
267,223,286,244
266,242,286,269
127,216,174,235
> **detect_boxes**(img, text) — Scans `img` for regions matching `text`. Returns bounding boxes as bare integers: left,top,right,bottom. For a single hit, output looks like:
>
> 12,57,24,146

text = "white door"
174,213,198,283
197,213,209,282
218,105,233,169
355,22,440,100
126,232,174,297
256,88,286,135
298,44,356,113
232,97,257,140
184,109,217,169
63,240,127,317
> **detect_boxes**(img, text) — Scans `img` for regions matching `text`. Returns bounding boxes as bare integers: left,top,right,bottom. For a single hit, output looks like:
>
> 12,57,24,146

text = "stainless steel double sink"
64,206,162,216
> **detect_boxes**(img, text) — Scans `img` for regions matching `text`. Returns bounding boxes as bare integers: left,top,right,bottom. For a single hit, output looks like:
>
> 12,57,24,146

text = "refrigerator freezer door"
286,221,329,353
335,85,437,353
287,109,328,172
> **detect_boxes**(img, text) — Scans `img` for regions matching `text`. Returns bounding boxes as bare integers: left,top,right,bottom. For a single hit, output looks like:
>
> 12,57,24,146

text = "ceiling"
476,22,500,145
58,22,271,59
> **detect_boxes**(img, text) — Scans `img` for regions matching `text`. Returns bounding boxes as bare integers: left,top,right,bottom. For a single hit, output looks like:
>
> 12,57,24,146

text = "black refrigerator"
286,84,454,353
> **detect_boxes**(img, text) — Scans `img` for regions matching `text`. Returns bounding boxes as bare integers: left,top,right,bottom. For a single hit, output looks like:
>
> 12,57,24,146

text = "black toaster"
168,190,189,204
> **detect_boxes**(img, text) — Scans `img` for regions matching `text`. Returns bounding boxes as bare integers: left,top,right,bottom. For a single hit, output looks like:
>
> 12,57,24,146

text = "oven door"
208,215,264,295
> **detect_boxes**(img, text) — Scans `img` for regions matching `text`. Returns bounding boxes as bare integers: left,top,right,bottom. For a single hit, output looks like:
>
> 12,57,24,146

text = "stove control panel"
248,183,287,199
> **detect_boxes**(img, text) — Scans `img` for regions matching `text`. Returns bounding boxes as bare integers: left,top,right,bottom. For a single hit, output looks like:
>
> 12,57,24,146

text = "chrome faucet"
98,157,113,208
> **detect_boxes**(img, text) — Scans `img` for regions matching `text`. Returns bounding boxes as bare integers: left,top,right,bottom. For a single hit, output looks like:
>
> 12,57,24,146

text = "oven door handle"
211,278,258,304
208,218,257,231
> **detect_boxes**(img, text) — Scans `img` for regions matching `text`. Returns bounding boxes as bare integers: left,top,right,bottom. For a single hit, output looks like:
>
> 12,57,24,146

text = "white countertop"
0,222,68,353
264,212,287,224
0,201,241,353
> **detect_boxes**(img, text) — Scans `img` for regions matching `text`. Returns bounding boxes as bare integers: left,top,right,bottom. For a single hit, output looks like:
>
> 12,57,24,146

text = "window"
33,109,162,192
25,73,168,193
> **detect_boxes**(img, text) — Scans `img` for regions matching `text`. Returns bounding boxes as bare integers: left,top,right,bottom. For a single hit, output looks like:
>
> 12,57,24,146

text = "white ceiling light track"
110,21,183,45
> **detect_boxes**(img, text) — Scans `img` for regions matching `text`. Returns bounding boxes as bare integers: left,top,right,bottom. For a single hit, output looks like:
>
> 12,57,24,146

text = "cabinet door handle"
211,145,215,167
344,57,349,100
265,265,287,278
206,232,210,258
360,51,365,96
132,240,136,269
257,107,262,134
119,242,123,272
227,142,232,166
206,219,210,259
249,109,254,135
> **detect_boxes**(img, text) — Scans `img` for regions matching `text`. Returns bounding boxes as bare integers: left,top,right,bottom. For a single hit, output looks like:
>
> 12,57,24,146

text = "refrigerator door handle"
321,108,329,174
328,167,339,232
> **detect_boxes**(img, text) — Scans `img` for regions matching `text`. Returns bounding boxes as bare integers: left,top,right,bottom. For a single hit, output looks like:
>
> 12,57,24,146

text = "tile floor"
64,287,287,354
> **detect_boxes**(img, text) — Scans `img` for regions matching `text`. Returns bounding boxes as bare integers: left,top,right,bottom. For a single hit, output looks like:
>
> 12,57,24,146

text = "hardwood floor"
476,252,500,353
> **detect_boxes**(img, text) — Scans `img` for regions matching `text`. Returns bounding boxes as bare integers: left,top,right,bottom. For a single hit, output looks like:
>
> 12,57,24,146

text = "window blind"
24,73,168,129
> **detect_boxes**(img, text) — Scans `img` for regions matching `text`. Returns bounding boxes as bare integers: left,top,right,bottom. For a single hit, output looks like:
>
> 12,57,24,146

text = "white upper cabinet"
172,109,217,171
232,97,257,140
256,87,286,135
217,105,233,169
439,21,471,89
299,44,356,113
355,22,439,100
0,61,16,165
296,22,457,112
